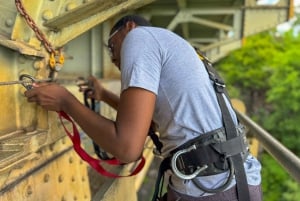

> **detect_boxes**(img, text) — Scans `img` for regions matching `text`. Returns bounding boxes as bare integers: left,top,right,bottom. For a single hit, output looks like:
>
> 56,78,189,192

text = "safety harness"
151,51,250,201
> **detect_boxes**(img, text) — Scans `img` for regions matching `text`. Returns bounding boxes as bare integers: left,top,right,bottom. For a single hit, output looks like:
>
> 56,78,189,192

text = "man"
25,15,262,201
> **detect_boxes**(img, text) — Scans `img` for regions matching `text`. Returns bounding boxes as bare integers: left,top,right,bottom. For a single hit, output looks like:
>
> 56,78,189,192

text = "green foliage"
217,32,276,91
282,180,300,201
263,33,300,153
216,32,281,116
261,153,289,201
261,153,300,201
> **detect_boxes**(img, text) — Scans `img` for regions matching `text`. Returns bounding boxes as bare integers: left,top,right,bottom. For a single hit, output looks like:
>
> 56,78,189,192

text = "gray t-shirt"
121,26,261,196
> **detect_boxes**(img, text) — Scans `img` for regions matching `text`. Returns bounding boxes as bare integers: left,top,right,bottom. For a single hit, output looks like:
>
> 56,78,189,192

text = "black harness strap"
152,157,171,201
201,55,250,201
148,126,163,154
84,89,110,160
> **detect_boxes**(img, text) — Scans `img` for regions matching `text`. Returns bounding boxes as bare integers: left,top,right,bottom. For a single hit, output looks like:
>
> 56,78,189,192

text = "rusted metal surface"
0,34,45,57
44,0,128,30
0,137,91,201
0,0,295,200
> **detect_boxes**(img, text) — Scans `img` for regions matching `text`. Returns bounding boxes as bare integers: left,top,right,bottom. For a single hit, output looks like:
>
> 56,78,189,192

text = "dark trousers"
160,185,262,201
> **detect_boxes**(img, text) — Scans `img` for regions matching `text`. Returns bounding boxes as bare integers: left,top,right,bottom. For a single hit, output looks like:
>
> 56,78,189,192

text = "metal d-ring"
171,145,208,180
19,74,36,90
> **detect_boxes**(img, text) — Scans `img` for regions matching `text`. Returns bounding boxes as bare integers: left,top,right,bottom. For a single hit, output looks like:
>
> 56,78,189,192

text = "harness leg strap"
216,92,250,201
152,157,171,201
200,53,250,201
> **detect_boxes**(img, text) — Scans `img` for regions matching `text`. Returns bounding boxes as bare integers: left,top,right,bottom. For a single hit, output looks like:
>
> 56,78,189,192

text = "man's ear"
125,21,137,31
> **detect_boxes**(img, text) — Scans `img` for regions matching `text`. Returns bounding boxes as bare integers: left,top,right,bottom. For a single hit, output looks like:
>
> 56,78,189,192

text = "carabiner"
171,145,208,180
192,157,234,193
19,74,36,90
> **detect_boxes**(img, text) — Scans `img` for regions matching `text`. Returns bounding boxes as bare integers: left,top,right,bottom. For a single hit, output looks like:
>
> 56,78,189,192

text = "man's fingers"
27,96,38,103
87,90,94,98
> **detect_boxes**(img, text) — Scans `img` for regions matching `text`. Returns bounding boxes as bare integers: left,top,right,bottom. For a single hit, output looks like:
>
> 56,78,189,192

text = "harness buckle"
214,80,225,93
171,145,208,180
207,71,225,93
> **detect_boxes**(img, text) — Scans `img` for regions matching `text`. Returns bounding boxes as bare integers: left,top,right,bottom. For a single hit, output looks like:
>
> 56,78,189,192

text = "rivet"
69,157,73,164
44,174,50,183
62,138,66,144
5,19,14,27
26,185,33,196
82,176,85,182
49,144,54,151
42,10,53,21
74,196,78,201
33,61,44,70
61,196,66,201
71,176,75,182
23,35,30,42
58,174,64,183
66,3,77,11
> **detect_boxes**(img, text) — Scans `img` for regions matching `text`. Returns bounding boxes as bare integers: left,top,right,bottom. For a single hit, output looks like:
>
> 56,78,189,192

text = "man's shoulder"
133,26,170,35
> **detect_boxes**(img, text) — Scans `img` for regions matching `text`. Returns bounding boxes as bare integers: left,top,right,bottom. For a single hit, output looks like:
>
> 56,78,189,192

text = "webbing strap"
214,92,250,201
58,111,145,178
212,135,247,157
84,89,110,160
148,127,163,154
202,56,250,201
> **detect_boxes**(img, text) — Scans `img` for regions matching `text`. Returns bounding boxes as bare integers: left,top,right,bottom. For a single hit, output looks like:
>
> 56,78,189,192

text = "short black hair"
109,15,152,36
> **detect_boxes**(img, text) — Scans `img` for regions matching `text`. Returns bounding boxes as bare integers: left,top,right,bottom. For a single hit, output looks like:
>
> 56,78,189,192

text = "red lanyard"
58,111,145,177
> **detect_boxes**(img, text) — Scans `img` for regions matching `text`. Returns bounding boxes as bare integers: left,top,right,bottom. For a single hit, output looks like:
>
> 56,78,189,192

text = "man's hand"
76,76,106,101
25,83,74,112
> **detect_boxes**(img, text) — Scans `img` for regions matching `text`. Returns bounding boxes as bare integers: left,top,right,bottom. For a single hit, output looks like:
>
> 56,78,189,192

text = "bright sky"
256,0,300,35
275,0,300,35
257,0,300,6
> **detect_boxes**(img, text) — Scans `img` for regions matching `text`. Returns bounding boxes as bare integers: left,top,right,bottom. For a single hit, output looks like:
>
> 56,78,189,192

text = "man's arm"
25,84,156,163
101,87,119,110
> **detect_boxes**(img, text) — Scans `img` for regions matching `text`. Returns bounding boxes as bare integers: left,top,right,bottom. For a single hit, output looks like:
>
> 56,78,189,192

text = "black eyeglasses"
104,43,114,58
105,26,123,57
108,26,122,40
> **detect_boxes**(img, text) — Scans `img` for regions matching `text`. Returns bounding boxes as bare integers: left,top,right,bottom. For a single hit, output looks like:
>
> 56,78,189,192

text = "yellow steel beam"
0,34,45,57
44,0,127,31
289,0,295,19
44,0,157,47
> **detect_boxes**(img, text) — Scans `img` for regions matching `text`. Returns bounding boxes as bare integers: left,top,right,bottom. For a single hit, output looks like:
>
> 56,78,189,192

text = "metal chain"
15,0,65,73
15,0,55,54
